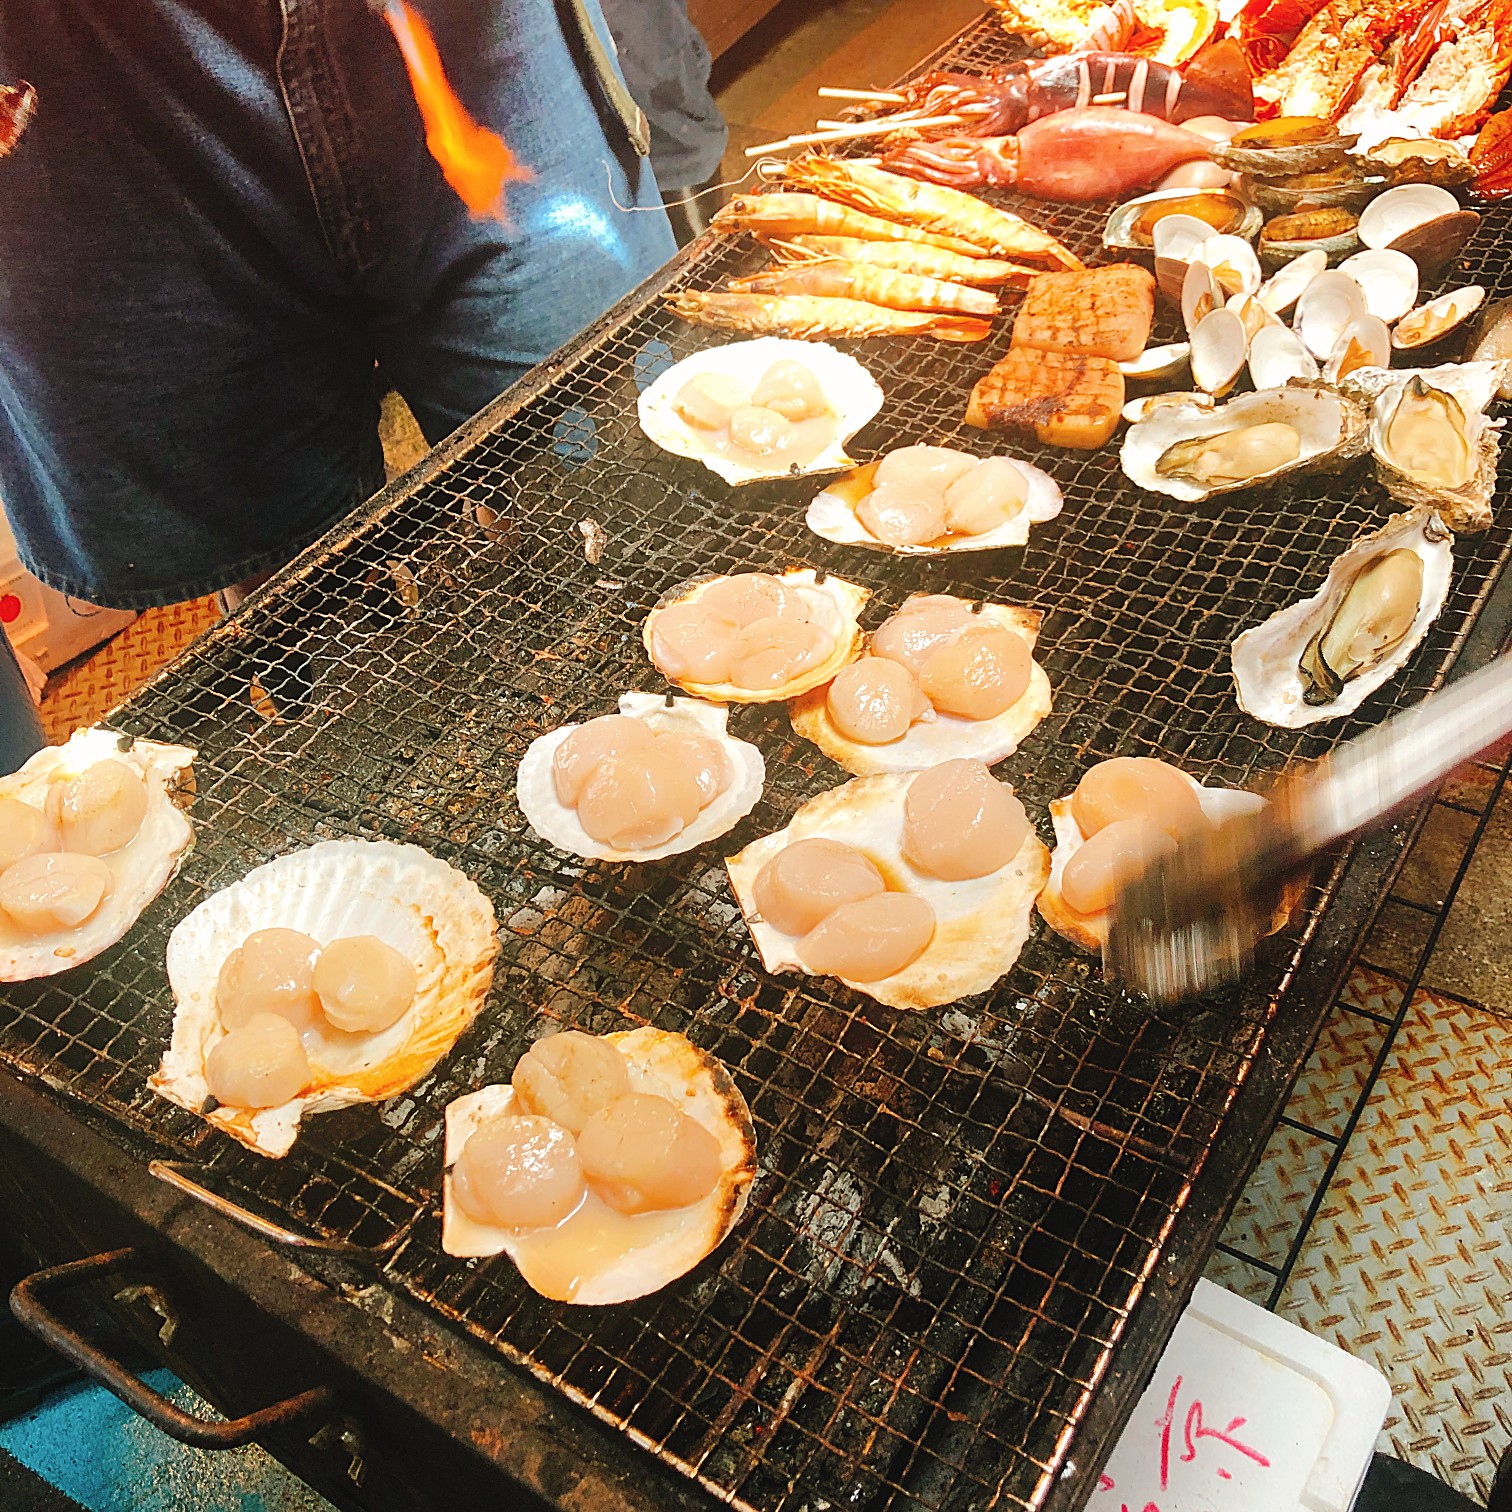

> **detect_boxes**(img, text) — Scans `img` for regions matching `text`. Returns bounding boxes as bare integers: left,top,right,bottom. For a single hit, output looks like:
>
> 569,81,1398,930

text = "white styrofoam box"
0,505,135,672
1087,1279,1391,1512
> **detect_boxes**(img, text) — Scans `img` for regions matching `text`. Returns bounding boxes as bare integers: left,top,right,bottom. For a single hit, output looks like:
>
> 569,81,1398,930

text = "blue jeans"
0,0,675,609
0,633,42,774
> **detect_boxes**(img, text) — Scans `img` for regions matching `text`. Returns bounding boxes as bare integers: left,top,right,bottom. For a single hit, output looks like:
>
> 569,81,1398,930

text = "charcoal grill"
5,16,1512,1511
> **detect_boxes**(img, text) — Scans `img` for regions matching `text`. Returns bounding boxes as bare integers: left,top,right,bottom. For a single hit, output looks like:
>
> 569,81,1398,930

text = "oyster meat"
1120,384,1369,503
1232,508,1452,727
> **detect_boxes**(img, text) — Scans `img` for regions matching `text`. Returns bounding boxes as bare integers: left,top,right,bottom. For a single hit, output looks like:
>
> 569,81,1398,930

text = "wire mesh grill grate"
3,17,1512,1510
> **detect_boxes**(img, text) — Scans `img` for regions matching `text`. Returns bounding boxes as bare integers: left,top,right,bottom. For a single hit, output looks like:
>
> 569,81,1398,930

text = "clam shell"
151,840,499,1158
1120,384,1369,503
637,337,884,486
1103,189,1260,252
1038,777,1283,954
1337,248,1419,324
442,1027,757,1303
1181,260,1223,336
1357,185,1480,272
1228,292,1283,344
805,454,1063,555
1119,343,1192,381
1197,234,1262,299
1189,307,1248,396
515,693,765,863
643,567,868,704
788,601,1052,775
1392,286,1486,351
1257,249,1327,316
1121,391,1215,425
1321,313,1391,386
724,770,1051,1011
1294,269,1369,359
1246,326,1319,390
0,728,195,982
1232,508,1452,726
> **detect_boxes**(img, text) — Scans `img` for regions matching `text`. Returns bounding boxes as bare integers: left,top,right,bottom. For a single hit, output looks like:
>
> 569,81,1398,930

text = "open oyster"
152,840,498,1157
516,692,765,863
1120,384,1369,503
1232,509,1452,727
0,728,195,981
637,337,883,485
1343,362,1507,532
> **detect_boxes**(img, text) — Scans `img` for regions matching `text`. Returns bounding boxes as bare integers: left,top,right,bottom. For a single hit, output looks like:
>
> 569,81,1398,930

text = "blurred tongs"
1105,654,1512,1003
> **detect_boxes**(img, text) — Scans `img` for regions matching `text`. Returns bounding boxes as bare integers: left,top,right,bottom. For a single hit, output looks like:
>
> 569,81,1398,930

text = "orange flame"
382,0,531,218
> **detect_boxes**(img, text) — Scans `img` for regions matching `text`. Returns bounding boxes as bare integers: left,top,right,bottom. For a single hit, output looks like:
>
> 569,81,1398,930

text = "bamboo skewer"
817,86,907,103
744,113,967,157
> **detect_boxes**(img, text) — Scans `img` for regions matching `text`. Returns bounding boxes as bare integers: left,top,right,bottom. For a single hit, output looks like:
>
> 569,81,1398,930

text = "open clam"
637,337,884,485
1256,249,1327,316
1189,307,1248,396
1357,184,1480,274
1121,391,1215,425
1120,383,1369,503
1337,248,1418,325
1232,509,1452,726
1294,270,1369,360
1246,326,1318,390
1321,313,1391,386
1392,286,1486,353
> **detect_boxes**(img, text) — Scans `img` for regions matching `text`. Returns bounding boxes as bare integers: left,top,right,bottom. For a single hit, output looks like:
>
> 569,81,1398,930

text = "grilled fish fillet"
1010,264,1156,363
965,347,1125,447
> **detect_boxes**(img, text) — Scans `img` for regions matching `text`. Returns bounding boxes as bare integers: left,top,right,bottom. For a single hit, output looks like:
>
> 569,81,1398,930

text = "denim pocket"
555,0,652,158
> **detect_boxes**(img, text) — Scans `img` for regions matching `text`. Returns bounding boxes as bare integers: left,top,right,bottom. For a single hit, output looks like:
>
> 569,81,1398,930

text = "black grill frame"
4,17,1512,1510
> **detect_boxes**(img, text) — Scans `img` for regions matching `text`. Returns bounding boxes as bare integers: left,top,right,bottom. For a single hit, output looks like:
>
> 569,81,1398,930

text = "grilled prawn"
712,194,987,257
728,261,1001,317
667,292,993,343
781,156,1083,267
767,236,1037,288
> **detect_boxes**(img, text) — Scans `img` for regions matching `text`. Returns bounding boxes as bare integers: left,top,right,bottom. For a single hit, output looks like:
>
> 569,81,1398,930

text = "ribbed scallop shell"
442,1027,756,1305
152,840,498,1158
637,337,884,485
1037,777,1293,954
725,771,1050,1011
788,601,1052,776
642,567,868,704
0,728,195,981
515,692,765,862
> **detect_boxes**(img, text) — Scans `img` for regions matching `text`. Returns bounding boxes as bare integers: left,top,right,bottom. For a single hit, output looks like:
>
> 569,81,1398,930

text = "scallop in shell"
1231,508,1452,727
1120,384,1369,503
637,337,884,485
789,597,1052,775
0,728,194,981
725,768,1050,1010
643,567,868,704
151,840,498,1157
516,693,764,863
1038,767,1286,954
442,1027,756,1304
806,448,1062,555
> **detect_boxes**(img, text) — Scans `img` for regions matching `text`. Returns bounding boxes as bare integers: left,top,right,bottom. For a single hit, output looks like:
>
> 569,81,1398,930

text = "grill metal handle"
149,1161,409,1260
9,1248,336,1449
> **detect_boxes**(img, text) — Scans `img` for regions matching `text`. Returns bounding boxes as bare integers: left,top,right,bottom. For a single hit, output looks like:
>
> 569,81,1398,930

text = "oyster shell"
637,337,884,485
1232,508,1452,727
724,770,1050,1011
1103,188,1260,251
442,1027,756,1303
0,728,195,982
1120,384,1369,503
151,840,499,1158
1368,374,1499,532
515,692,766,863
642,567,868,703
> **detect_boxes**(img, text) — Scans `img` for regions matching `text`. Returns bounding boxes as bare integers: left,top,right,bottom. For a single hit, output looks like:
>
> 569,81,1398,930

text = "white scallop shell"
515,693,765,863
642,567,868,704
1038,775,1270,954
0,728,195,981
637,337,884,485
724,770,1051,1011
1337,248,1419,324
442,1027,756,1304
151,840,498,1158
805,455,1063,555
788,601,1052,775
1231,508,1453,727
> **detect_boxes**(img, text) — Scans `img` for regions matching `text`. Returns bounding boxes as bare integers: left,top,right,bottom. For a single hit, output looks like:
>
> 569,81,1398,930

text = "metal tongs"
1104,654,1512,1003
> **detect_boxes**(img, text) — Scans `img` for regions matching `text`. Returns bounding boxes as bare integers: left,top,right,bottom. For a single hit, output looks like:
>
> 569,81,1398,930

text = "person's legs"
352,0,677,442
0,1,386,611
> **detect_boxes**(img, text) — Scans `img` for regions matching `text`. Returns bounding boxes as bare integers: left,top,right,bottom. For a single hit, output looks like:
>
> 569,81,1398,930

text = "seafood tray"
5,17,1512,1512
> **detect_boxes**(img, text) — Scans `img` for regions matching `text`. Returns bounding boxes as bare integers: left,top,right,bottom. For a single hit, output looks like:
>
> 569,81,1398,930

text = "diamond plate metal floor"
1209,748,1512,1505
